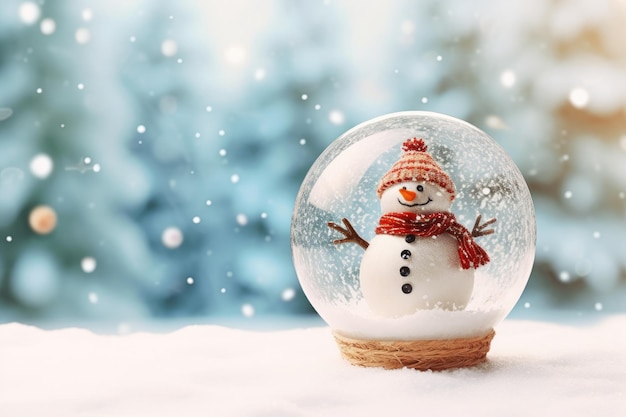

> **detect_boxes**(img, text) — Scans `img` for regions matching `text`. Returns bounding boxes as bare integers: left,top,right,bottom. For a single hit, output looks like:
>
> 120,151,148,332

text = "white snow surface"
1,316,625,417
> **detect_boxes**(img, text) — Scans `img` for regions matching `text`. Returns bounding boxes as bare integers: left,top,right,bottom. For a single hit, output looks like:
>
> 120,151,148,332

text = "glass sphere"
291,111,535,340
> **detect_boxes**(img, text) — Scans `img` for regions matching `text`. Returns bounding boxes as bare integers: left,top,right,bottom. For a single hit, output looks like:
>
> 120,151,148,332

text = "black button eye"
417,185,424,192
402,283,413,294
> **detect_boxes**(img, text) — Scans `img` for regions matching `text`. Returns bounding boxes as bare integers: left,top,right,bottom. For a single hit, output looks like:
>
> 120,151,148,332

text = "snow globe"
291,111,535,371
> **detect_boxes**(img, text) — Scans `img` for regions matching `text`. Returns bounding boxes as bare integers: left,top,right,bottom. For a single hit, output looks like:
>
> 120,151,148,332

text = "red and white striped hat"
377,138,456,200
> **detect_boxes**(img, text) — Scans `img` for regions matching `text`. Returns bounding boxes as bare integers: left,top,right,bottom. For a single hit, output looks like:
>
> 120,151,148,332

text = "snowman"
329,138,495,317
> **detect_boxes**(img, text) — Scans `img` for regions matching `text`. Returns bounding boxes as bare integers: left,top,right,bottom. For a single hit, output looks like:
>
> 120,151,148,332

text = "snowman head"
380,181,453,214
377,138,456,213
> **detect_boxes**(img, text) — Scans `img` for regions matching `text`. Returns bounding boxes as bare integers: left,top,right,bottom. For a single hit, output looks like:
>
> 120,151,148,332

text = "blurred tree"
121,0,354,317
118,1,227,317
210,0,354,315
0,0,154,321
384,0,626,312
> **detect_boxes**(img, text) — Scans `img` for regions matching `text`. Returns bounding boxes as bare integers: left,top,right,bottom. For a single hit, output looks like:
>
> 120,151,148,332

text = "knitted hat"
377,138,456,200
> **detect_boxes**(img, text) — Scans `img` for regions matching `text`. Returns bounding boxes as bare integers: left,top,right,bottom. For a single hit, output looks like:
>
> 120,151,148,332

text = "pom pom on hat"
377,138,456,200
402,138,428,153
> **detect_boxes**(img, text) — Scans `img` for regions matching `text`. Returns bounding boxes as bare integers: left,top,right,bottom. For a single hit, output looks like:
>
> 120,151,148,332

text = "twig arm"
472,215,496,238
328,218,369,250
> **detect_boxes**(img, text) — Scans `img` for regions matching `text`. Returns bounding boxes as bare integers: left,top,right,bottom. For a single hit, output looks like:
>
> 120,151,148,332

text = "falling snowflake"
75,28,91,44
88,292,99,304
241,304,255,318
82,8,93,21
236,214,248,226
81,257,97,273
29,154,53,179
500,70,516,88
162,227,184,249
281,288,296,302
328,110,345,125
569,87,589,109
40,18,56,35
161,39,178,57
19,2,40,25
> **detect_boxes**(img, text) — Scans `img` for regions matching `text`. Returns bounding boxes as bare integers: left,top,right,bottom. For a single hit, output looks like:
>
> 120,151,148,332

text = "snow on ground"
1,316,625,417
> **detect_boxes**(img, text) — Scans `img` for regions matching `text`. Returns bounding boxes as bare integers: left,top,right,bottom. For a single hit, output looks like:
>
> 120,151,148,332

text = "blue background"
1,0,625,329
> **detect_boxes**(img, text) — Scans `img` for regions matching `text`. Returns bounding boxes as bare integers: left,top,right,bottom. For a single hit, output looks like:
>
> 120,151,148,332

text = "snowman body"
359,181,475,317
360,233,474,317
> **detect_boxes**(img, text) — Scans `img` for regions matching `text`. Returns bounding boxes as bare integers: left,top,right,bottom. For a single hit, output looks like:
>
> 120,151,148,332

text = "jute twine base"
333,329,495,371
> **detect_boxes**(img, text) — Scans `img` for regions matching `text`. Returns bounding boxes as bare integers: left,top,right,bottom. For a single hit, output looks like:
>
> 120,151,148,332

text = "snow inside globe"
291,111,535,371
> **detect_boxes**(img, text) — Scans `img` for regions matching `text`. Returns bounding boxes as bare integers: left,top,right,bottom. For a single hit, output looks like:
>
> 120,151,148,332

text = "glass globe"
291,111,535,341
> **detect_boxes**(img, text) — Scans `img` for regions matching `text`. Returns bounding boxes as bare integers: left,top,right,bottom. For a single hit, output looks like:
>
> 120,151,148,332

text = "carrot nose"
399,188,417,201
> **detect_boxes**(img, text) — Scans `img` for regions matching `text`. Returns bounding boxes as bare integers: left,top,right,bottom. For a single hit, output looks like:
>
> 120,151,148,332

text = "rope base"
333,329,495,371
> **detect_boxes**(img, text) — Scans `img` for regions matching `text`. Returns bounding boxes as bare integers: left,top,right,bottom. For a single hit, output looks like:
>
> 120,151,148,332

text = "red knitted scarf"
375,211,490,270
